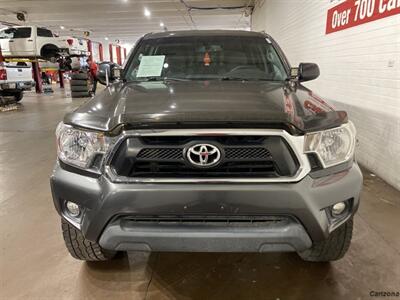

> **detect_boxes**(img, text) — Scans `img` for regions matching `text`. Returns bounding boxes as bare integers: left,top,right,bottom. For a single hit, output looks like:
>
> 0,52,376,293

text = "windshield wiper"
164,77,190,82
128,77,190,83
221,77,282,82
220,77,250,81
143,77,163,82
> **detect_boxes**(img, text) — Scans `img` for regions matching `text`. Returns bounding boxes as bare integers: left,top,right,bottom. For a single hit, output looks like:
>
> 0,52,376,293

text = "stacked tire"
70,72,90,98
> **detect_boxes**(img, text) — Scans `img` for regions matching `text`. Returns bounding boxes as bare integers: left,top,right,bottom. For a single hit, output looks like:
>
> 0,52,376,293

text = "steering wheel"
225,65,275,79
227,65,258,74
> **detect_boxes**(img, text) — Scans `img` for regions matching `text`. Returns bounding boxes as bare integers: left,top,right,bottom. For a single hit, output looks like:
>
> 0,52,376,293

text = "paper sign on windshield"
137,55,166,77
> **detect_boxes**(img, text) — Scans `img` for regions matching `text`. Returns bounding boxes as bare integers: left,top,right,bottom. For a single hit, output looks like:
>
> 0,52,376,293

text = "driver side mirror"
97,62,122,85
294,63,320,82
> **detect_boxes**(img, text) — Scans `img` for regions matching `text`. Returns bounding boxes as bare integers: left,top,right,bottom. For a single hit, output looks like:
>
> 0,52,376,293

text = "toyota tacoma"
51,30,363,262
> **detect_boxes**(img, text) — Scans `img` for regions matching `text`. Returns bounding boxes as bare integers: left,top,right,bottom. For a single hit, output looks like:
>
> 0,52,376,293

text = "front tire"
299,218,353,262
13,91,23,102
61,219,116,261
0,90,23,102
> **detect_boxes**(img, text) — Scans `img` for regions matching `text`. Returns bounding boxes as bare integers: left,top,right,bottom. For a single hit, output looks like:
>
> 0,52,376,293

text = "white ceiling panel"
0,0,255,44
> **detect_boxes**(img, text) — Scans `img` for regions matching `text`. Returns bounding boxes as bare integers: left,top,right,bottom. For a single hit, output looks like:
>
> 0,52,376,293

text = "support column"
0,45,4,63
58,58,64,88
109,44,113,63
58,70,64,88
32,60,43,94
116,46,122,65
99,43,104,61
87,40,93,62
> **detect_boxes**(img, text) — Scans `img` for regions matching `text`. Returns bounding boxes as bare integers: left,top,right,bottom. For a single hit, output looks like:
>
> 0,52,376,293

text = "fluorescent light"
160,22,164,27
144,8,151,17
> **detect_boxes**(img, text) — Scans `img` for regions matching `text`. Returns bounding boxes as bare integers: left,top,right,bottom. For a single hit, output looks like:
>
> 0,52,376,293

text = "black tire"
70,79,88,86
40,44,60,60
299,218,353,262
71,91,90,98
71,85,89,92
61,219,116,261
71,73,88,80
14,91,23,102
0,90,23,102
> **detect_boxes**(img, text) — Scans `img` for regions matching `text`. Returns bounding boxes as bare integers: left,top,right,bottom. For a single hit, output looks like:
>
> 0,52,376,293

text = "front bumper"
50,163,363,252
99,216,312,252
67,49,90,57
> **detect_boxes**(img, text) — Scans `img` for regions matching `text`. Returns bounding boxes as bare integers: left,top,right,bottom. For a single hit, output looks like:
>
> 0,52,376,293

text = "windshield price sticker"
137,55,166,77
326,0,400,34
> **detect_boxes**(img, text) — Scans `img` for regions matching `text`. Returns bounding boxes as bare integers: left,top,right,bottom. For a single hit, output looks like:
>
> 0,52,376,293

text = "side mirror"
97,62,122,85
297,63,320,82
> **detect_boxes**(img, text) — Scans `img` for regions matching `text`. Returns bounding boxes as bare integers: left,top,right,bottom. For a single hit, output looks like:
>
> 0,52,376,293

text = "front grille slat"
137,148,183,160
130,161,277,178
225,147,271,160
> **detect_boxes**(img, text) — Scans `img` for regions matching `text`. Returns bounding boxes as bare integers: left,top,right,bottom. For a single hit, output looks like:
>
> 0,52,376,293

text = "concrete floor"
1,87,400,300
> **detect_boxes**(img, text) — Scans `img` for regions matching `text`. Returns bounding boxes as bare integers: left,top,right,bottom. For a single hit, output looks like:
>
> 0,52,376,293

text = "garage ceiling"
0,0,255,45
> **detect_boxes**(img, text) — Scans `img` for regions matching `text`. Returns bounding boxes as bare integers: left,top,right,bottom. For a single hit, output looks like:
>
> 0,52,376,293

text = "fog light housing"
66,201,81,217
331,202,346,216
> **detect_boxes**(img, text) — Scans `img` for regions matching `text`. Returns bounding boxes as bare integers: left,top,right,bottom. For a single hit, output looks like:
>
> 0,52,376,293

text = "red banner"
326,0,400,34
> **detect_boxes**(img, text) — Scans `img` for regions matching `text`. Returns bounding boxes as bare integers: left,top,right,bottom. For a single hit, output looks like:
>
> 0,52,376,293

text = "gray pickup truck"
51,30,363,262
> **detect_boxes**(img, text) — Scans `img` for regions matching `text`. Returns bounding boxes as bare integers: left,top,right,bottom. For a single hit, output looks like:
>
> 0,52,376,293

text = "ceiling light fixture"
160,22,164,27
144,8,151,17
60,26,65,30
105,37,109,40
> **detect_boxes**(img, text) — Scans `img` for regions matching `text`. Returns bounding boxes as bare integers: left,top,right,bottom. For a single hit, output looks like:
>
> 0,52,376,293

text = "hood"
64,81,347,134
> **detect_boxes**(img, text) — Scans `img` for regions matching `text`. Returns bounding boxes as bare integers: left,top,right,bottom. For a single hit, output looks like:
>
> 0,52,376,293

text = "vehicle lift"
0,48,88,94
1,39,104,101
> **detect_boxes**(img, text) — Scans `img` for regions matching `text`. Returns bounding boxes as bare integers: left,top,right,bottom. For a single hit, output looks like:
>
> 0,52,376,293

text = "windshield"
125,36,288,82
0,27,32,39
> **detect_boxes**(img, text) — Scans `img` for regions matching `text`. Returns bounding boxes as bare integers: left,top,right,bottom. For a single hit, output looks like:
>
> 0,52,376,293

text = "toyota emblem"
186,144,221,167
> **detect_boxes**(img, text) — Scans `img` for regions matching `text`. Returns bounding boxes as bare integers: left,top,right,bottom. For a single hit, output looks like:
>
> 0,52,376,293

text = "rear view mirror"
97,62,121,85
297,63,320,82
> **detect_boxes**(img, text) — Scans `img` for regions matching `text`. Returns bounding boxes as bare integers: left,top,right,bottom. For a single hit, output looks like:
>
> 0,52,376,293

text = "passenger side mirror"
296,63,320,82
97,62,122,85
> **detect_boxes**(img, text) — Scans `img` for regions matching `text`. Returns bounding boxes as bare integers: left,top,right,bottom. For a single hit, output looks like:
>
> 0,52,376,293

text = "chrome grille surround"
104,129,311,183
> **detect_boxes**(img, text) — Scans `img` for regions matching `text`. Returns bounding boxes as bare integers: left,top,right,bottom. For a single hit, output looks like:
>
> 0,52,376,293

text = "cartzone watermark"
370,291,400,297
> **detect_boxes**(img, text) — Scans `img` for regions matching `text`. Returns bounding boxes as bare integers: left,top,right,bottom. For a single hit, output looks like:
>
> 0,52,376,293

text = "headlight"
56,122,110,169
304,122,356,168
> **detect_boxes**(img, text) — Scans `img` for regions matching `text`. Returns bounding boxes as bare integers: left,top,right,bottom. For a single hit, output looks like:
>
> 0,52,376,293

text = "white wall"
112,45,118,64
102,42,111,61
252,0,400,190
91,42,101,62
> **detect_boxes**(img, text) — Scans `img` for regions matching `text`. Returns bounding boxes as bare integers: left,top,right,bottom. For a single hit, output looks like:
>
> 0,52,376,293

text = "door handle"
9,40,14,42
28,39,33,42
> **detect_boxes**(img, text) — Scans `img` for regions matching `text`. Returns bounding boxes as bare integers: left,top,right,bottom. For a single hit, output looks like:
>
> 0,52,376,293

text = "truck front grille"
136,147,271,161
109,134,300,179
